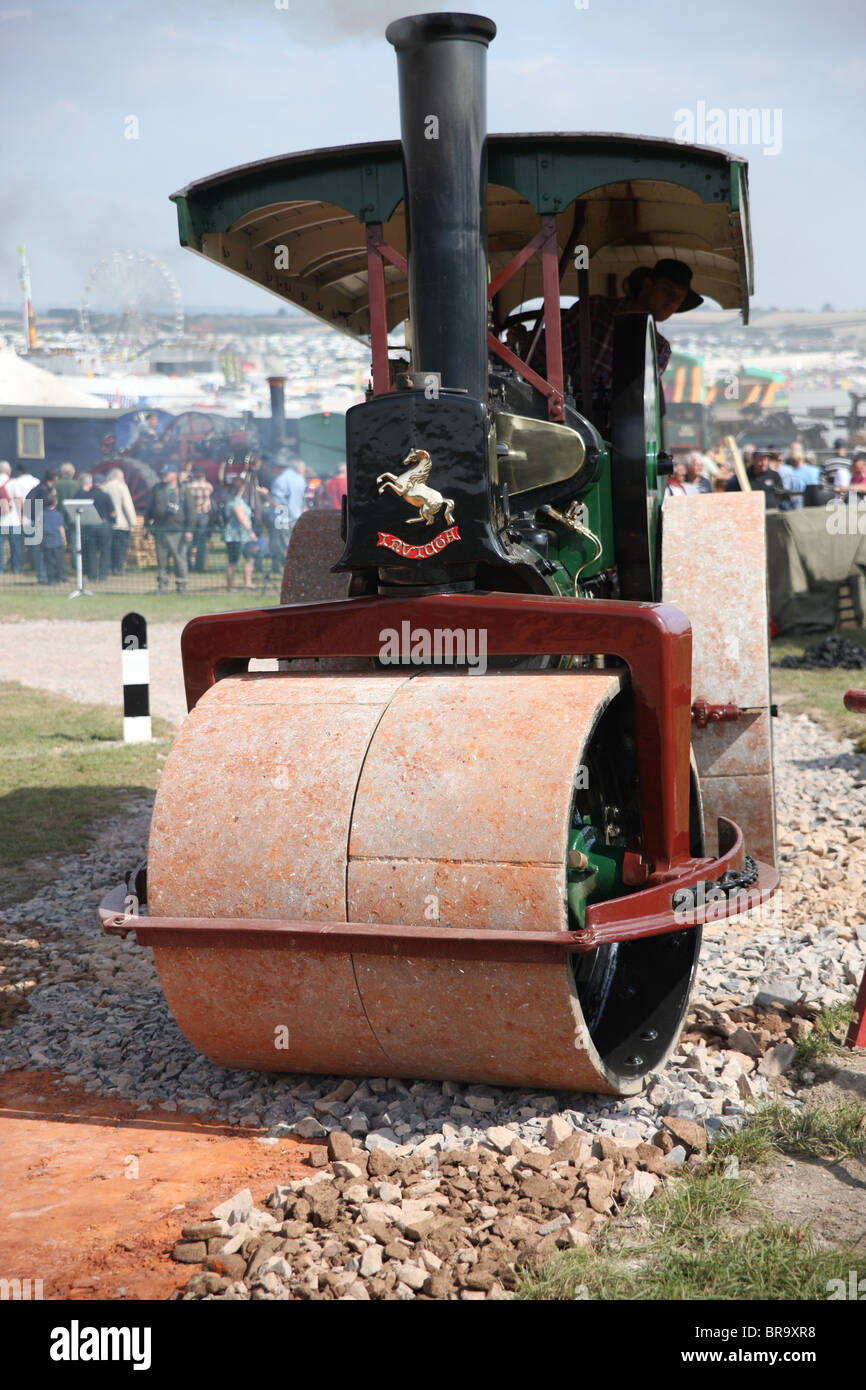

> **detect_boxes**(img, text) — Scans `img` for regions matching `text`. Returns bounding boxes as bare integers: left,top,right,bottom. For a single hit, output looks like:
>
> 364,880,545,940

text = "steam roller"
101,11,779,1095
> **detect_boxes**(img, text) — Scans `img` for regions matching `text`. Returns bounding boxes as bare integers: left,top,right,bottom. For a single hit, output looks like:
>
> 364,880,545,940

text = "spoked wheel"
146,666,701,1094
92,456,159,513
609,314,666,601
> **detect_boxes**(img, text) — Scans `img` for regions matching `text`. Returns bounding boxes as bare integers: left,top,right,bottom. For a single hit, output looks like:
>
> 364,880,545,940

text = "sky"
2,0,865,319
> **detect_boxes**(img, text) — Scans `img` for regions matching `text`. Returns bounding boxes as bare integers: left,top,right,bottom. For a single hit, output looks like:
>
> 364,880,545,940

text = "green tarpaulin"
766,506,866,632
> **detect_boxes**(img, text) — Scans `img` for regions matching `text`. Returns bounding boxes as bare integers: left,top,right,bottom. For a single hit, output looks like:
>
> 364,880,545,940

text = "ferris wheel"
80,250,184,358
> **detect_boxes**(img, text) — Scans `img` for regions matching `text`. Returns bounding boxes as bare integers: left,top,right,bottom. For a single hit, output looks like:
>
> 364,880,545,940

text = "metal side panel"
661,492,777,866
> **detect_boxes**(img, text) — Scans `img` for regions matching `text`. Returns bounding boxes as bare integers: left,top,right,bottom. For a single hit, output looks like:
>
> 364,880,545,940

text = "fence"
0,520,284,599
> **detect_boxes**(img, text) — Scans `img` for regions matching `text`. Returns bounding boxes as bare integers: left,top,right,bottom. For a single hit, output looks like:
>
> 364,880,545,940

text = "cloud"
144,0,453,43
0,8,32,20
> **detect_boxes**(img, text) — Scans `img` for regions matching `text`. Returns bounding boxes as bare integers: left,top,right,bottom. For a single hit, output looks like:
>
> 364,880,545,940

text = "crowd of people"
0,454,349,591
664,438,866,509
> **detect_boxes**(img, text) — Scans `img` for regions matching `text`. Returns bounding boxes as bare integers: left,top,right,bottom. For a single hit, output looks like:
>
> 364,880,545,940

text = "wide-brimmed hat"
652,259,704,312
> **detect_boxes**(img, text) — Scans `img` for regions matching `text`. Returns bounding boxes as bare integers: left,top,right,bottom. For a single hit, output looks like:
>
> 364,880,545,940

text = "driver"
527,258,703,398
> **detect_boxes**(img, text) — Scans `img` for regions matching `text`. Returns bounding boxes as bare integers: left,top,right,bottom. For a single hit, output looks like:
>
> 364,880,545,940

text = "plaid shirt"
534,297,672,392
186,478,213,517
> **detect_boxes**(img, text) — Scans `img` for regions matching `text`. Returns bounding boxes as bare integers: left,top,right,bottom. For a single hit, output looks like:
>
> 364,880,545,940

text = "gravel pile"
1,710,864,1298
774,635,866,670
176,1121,708,1301
172,980,855,1300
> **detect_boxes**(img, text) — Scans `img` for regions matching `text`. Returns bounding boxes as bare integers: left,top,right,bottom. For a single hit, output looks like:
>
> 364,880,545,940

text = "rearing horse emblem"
376,449,456,527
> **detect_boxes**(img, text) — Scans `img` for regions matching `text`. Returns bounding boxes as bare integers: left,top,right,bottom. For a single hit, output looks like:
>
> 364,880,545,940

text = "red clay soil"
0,1069,319,1302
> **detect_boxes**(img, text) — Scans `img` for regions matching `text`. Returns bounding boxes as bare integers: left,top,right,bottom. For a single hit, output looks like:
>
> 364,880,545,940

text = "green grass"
518,1101,866,1300
703,1119,777,1170
0,681,174,908
793,1001,856,1063
759,1099,866,1162
707,1097,866,1167
771,627,866,748
0,586,279,624
517,1178,856,1300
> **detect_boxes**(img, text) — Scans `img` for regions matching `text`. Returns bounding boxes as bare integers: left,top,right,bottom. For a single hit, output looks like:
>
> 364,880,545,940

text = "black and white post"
121,612,152,743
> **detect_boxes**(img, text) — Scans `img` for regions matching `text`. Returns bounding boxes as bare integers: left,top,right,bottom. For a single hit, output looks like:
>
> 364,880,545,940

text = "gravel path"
0,619,188,725
1,709,864,1160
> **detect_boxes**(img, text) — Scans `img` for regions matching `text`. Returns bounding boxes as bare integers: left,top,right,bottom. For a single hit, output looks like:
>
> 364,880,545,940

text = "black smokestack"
386,12,496,403
267,375,286,458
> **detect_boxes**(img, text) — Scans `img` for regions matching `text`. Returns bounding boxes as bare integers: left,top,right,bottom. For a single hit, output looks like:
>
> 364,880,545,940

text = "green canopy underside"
172,133,752,340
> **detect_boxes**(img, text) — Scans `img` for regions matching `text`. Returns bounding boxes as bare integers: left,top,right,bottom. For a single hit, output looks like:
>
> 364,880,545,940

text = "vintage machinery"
101,12,778,1094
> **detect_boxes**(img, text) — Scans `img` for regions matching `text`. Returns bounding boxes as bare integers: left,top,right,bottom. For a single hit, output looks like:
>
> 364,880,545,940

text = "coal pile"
774,635,866,670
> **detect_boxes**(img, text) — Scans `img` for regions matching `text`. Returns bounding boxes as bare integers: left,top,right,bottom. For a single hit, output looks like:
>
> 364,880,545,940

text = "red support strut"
846,964,866,1049
365,224,408,396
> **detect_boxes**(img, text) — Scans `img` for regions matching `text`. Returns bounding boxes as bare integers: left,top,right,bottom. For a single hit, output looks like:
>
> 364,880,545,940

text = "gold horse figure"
376,448,456,526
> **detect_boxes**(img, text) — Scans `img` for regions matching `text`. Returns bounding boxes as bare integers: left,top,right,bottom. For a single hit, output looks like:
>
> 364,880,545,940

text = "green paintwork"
487,135,736,214
567,817,626,930
548,439,614,594
173,143,406,241
298,412,349,473
173,135,741,239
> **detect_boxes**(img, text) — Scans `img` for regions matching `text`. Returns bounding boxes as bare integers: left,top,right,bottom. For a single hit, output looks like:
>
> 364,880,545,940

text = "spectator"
99,467,138,575
8,461,39,502
223,474,257,591
145,465,194,594
73,472,115,581
685,452,712,494
6,463,41,573
185,465,214,573
829,437,852,495
25,468,60,582
134,412,163,462
29,466,60,502
735,452,784,508
665,458,690,496
314,461,348,510
39,489,66,585
270,459,307,539
0,460,22,575
778,447,820,509
849,450,866,495
260,482,286,579
53,462,78,510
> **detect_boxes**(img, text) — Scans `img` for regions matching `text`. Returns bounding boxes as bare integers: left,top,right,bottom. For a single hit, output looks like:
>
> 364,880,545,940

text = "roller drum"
148,669,700,1093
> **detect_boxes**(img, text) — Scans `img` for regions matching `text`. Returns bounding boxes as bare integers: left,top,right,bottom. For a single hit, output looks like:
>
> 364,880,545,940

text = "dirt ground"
0,1069,319,1301
761,1049,866,1254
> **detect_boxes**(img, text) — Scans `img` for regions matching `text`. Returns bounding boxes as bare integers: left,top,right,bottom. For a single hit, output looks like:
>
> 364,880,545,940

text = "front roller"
143,668,702,1094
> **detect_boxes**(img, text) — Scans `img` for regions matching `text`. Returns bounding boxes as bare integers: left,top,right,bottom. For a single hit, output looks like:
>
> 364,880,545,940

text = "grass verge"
771,627,866,749
518,1099,866,1300
708,1097,866,1166
0,586,278,624
793,1001,855,1063
0,681,173,908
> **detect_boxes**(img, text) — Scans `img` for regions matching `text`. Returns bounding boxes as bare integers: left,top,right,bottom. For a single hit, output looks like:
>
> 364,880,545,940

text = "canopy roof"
0,347,105,409
172,133,753,340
